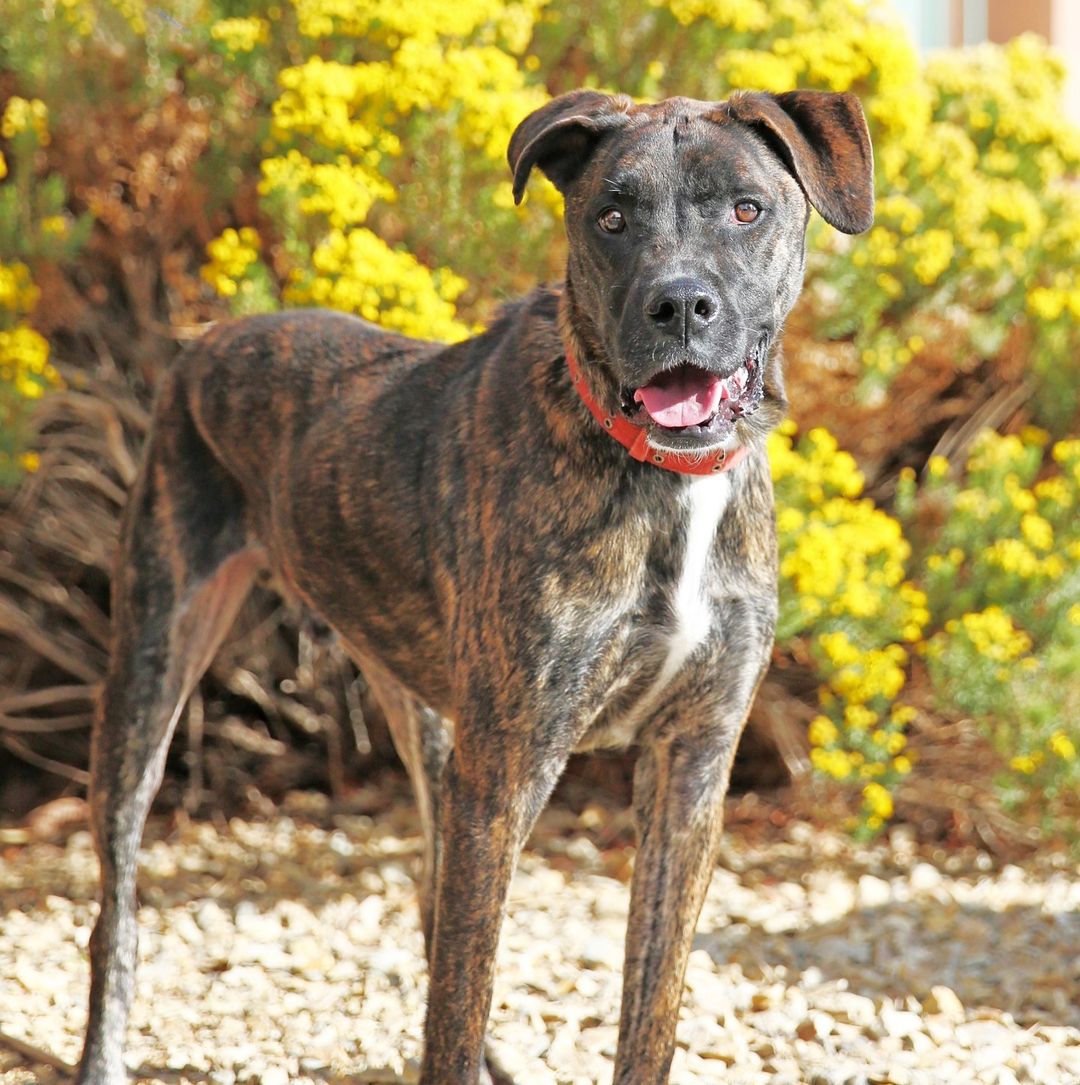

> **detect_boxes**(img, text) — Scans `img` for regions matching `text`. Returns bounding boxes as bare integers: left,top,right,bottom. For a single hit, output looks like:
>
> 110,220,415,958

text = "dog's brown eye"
597,207,626,234
734,201,760,224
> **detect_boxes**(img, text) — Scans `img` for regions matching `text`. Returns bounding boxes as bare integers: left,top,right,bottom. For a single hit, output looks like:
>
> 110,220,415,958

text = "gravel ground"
1,780,1078,1085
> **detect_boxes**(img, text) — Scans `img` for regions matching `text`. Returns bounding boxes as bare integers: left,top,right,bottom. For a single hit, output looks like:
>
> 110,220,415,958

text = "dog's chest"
577,473,732,751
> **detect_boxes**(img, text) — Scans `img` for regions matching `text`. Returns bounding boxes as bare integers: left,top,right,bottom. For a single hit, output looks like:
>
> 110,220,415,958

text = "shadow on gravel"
695,893,1080,1030
127,1068,359,1084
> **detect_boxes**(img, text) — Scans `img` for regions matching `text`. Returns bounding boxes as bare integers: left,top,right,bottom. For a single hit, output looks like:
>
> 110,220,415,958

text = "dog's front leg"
420,715,573,1084
613,718,748,1085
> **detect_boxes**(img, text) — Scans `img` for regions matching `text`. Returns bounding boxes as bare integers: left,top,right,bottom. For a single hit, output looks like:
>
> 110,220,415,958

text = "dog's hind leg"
78,382,263,1085
361,665,452,956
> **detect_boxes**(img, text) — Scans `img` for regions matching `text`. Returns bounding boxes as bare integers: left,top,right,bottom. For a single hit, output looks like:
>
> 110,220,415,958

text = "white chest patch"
602,472,731,745
665,471,730,675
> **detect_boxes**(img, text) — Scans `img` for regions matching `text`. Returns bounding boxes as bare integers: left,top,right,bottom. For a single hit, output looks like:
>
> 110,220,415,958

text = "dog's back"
167,309,431,510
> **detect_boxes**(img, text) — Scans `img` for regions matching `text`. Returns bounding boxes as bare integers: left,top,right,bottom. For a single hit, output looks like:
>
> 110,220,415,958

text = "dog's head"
508,89,873,455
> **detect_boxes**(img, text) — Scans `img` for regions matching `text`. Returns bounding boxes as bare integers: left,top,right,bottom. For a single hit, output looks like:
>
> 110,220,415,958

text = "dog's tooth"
719,381,730,401
633,388,644,403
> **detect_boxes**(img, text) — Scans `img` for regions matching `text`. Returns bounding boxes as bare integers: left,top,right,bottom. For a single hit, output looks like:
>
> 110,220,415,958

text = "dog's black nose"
645,277,720,342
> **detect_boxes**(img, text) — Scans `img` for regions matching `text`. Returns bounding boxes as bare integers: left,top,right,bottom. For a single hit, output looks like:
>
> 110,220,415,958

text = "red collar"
565,348,749,476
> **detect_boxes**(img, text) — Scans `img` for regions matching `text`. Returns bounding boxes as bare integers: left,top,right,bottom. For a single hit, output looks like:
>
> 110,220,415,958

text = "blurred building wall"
892,0,1080,121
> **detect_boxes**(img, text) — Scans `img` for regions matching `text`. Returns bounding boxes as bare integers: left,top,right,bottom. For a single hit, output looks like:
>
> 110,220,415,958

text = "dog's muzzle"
619,336,768,440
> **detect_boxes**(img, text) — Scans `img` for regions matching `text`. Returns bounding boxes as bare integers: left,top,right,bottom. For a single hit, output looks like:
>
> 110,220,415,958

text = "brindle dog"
78,89,873,1084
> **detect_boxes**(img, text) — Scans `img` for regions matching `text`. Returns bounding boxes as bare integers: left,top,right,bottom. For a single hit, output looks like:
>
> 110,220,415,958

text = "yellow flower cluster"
201,228,262,299
904,229,954,287
983,537,1064,581
862,782,893,821
285,227,469,342
113,0,146,34
1,96,49,144
210,17,270,55
0,257,61,457
271,58,405,157
807,714,838,747
944,607,1031,663
0,262,41,317
771,425,926,637
826,641,908,705
779,504,912,620
1012,733,1077,775
260,151,396,231
810,745,853,781
291,0,546,54
925,430,1079,591
676,0,919,119
1053,439,1080,464
663,0,772,33
808,696,914,795
52,0,94,35
1028,275,1080,324
0,324,57,400
273,43,545,165
1010,752,1043,775
925,36,1080,163
1049,732,1076,762
770,424,863,503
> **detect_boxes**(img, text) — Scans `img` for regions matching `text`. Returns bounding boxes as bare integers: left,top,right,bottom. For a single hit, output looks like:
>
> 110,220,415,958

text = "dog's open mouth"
621,359,762,435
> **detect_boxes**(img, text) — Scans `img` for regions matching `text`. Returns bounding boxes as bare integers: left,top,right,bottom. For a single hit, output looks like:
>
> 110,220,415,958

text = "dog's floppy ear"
508,90,633,204
726,90,874,234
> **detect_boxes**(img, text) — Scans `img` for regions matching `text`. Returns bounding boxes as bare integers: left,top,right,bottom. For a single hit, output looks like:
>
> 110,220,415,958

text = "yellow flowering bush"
3,0,1079,844
773,418,1079,837
0,261,60,481
769,422,927,833
0,92,82,484
243,0,550,338
200,227,278,316
284,228,468,340
900,430,1080,825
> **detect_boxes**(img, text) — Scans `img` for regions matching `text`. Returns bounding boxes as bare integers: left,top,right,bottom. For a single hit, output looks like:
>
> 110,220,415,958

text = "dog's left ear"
508,90,633,204
726,90,874,234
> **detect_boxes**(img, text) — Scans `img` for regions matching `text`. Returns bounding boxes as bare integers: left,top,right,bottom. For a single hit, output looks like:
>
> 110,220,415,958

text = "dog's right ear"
508,90,633,205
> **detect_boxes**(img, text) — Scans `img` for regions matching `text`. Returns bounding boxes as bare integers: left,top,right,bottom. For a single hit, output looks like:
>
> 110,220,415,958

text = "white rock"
857,875,893,908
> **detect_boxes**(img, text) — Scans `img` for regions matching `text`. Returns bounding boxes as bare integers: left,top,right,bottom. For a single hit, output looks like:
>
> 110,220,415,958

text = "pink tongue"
634,369,724,428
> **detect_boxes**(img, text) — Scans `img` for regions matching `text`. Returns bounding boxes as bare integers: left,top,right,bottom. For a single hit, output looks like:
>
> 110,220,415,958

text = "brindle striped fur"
79,89,872,1085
